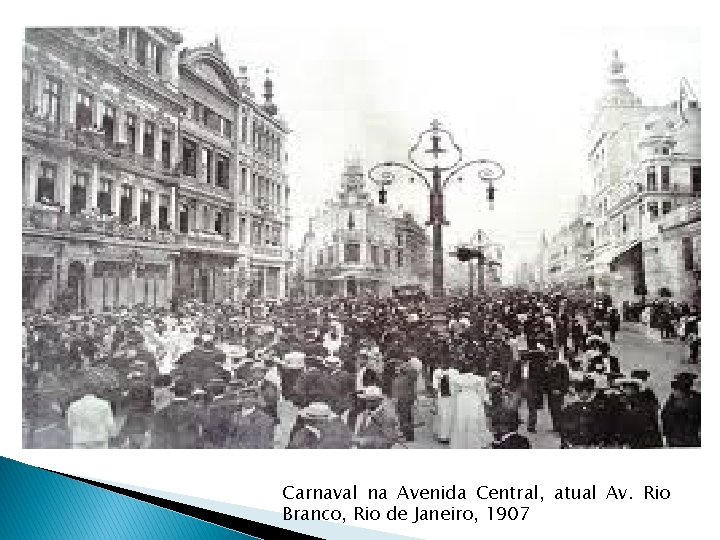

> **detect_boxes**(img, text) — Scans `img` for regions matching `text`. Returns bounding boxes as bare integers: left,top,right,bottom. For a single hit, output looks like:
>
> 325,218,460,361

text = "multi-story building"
298,161,429,298
175,38,241,303
587,51,700,304
237,67,291,300
22,27,186,311
22,28,292,312
528,51,700,306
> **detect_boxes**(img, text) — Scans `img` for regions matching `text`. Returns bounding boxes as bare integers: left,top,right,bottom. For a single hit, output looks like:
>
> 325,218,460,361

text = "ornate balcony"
22,205,176,244
177,230,239,253
252,244,284,258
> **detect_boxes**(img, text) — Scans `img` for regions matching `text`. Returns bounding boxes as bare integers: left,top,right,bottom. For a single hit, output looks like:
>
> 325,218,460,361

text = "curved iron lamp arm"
367,161,431,191
442,159,505,190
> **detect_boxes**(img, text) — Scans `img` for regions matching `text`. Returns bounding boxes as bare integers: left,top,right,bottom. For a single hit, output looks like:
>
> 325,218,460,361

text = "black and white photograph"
21,25,701,451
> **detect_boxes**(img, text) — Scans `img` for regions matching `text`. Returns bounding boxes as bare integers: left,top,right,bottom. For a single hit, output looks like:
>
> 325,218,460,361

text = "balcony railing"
23,110,179,177
177,231,238,251
252,245,283,258
659,200,701,232
22,205,176,244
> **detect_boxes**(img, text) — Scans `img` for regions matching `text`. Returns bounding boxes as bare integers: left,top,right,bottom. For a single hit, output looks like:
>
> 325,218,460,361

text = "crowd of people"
22,289,701,449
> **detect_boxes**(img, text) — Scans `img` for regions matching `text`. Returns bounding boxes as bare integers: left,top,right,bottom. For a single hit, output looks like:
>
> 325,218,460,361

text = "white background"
2,2,718,538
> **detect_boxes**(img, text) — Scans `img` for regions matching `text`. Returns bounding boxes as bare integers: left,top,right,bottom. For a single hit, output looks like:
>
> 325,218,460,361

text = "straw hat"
298,402,336,420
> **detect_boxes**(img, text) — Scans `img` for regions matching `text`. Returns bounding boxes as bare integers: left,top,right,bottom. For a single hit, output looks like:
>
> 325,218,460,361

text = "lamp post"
368,120,504,297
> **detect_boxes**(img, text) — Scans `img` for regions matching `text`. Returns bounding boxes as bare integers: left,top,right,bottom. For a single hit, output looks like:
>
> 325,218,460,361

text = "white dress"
432,368,454,441
449,372,492,449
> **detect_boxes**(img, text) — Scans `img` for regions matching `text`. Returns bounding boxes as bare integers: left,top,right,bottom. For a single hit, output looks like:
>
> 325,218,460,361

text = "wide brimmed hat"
298,402,336,420
357,386,384,401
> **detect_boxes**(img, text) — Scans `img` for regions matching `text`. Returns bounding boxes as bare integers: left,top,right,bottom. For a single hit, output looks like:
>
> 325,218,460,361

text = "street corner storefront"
22,242,176,313
85,246,175,313
174,251,238,305
307,270,381,298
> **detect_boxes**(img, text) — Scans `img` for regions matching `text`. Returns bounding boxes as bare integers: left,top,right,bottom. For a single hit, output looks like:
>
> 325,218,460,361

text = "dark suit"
492,432,531,449
524,351,547,431
228,408,275,449
287,419,352,449
661,391,701,447
151,399,202,449
546,362,570,431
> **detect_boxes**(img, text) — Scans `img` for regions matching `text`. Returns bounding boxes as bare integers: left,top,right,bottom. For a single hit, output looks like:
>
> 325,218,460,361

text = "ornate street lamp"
368,120,504,297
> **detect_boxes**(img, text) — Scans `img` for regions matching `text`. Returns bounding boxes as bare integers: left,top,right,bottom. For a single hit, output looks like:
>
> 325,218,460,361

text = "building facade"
175,39,241,303
587,51,700,305
298,162,429,298
22,27,186,312
237,68,291,300
22,27,292,312
524,51,701,306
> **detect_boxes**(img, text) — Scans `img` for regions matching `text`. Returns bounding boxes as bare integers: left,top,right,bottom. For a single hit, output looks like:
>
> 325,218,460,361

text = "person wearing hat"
546,350,570,433
151,379,203,449
491,406,530,449
559,377,599,448
353,386,398,449
393,360,418,443
661,372,700,447
325,357,355,423
119,382,153,449
593,374,630,448
523,348,547,434
291,353,331,409
621,370,661,448
287,402,352,449
227,386,275,449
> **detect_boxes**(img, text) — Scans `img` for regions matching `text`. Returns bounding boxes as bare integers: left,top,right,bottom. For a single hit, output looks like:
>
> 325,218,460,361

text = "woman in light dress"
449,361,492,449
432,360,456,443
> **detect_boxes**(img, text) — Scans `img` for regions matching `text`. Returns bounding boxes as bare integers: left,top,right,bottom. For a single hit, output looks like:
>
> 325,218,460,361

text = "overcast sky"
179,20,700,277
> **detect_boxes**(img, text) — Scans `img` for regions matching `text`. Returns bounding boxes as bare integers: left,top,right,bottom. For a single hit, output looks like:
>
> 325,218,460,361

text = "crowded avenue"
22,292,700,449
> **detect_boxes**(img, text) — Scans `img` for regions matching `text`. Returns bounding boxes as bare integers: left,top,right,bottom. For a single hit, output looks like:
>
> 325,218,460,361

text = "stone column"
154,120,163,165
146,41,153,70
136,114,145,156
195,144,203,181
116,105,126,144
128,29,137,62
25,155,40,205
64,79,77,128
151,190,160,227
85,260,94,312
168,186,176,231
229,209,239,242
111,175,121,217
193,201,201,232
279,267,287,298
58,156,72,212
166,259,174,307
132,185,141,223
87,162,99,211
33,70,44,114
170,122,180,169
360,239,367,264
95,99,104,130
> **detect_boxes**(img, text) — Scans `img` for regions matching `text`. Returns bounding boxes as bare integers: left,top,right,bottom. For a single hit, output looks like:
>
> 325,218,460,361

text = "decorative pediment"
181,46,240,99
194,61,230,94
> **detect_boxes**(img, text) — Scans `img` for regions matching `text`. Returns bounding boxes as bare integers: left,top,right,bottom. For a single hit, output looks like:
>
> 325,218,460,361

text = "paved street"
404,323,699,449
